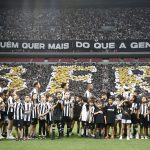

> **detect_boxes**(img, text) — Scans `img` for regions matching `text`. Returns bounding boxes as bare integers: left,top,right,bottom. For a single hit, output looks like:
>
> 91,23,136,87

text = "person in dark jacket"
94,101,105,139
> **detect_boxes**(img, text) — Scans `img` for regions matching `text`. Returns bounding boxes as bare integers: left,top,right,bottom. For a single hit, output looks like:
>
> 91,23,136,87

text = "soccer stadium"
0,0,150,150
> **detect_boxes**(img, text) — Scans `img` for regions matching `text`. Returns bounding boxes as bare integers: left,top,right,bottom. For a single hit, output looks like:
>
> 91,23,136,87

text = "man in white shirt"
84,83,94,99
30,81,41,103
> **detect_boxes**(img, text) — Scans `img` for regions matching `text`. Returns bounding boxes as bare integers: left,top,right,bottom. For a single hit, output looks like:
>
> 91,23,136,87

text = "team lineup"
0,81,150,141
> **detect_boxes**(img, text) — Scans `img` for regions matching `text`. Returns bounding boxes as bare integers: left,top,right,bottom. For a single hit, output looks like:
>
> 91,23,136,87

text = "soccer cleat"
144,136,148,140
69,132,72,136
119,136,122,140
91,134,95,138
130,134,133,139
27,137,32,140
6,135,15,140
135,133,139,139
127,136,130,140
141,136,144,139
2,132,7,138
0,135,5,140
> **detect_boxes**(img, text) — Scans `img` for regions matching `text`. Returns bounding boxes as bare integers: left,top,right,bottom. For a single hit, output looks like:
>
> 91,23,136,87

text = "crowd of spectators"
0,62,150,99
0,7,150,41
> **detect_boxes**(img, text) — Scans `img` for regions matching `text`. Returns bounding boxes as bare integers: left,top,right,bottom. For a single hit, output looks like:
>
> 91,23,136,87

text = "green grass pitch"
1,136,150,150
0,124,150,150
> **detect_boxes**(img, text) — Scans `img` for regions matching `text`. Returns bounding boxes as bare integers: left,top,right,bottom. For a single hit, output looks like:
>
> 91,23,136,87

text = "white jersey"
123,91,130,100
30,88,40,103
84,90,93,99
24,102,32,122
46,102,53,122
62,91,65,100
88,105,95,123
7,96,14,113
81,103,89,122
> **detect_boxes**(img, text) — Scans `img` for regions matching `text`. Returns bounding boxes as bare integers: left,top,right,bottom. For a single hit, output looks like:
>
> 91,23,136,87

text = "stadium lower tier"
0,62,150,98
0,57,150,63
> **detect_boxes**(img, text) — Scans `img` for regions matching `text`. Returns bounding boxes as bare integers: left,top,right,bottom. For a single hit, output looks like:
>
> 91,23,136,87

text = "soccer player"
84,83,94,99
23,95,32,140
94,101,105,139
62,91,72,137
0,95,5,139
51,91,63,140
119,100,132,140
72,95,82,135
13,93,24,141
69,95,75,136
61,82,69,100
1,89,9,138
30,81,41,103
7,90,15,139
88,98,95,137
113,96,123,138
139,96,149,139
38,94,48,139
130,94,140,139
104,98,117,139
80,97,89,137
30,93,38,138
147,101,150,137
46,93,54,138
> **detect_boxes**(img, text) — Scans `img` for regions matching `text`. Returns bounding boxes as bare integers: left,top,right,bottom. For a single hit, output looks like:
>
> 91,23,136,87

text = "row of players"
0,88,150,141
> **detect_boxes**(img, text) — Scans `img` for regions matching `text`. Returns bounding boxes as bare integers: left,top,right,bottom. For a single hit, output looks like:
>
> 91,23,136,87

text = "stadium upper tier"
0,8,150,41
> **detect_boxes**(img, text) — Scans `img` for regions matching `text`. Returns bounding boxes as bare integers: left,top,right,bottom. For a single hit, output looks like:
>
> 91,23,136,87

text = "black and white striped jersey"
23,102,32,122
116,107,122,115
139,104,148,116
7,96,14,113
69,100,74,118
131,102,138,113
30,88,40,103
38,102,48,120
13,101,24,120
47,102,53,121
147,105,150,122
63,100,72,117
84,90,93,99
88,105,95,123
31,103,38,119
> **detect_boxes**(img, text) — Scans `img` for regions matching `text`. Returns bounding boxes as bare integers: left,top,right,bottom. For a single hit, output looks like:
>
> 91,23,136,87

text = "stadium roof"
0,0,150,8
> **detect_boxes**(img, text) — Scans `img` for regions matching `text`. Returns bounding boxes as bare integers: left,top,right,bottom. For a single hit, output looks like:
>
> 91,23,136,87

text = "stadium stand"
0,8,150,41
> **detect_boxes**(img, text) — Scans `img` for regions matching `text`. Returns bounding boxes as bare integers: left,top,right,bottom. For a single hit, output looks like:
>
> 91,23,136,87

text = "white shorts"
116,114,122,121
122,119,131,124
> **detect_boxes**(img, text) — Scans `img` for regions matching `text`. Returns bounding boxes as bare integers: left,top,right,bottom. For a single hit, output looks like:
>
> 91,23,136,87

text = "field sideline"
1,124,150,150
1,135,150,150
